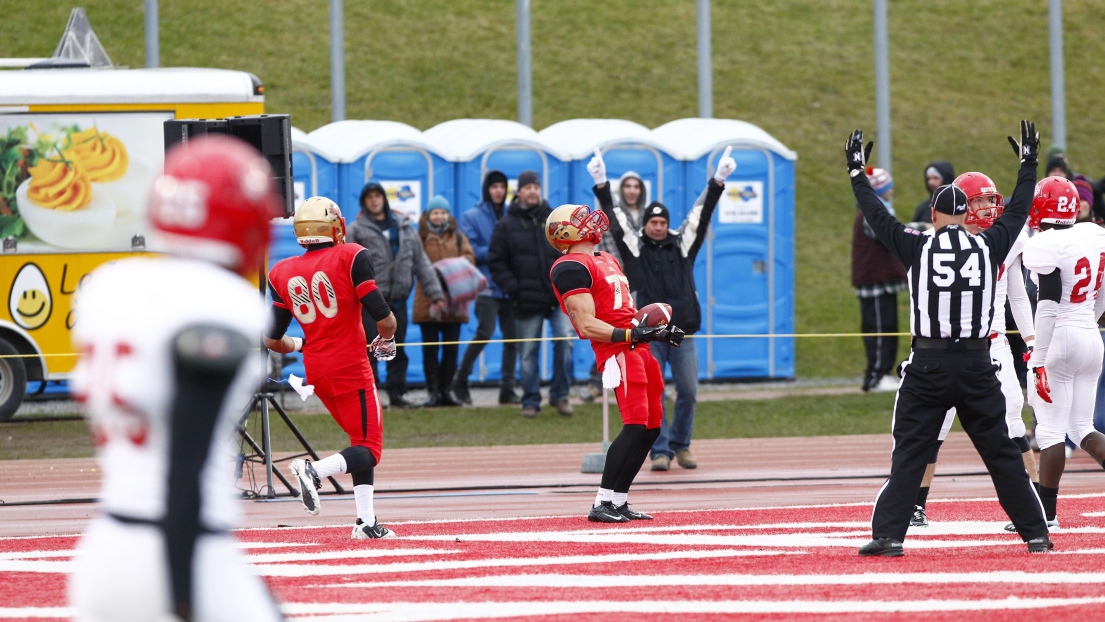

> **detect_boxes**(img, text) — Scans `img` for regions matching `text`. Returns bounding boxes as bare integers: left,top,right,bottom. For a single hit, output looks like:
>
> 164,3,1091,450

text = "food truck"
0,67,265,420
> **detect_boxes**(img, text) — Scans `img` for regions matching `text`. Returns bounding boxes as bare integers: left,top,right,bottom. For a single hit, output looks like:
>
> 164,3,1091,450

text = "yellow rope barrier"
0,330,1054,359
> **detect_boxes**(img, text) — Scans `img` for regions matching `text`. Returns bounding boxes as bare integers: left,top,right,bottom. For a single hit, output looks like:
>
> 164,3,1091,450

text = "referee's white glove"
587,148,607,186
370,335,397,361
713,146,736,182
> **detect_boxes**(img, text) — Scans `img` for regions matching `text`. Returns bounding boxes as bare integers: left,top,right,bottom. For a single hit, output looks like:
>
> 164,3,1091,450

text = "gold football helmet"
545,204,609,253
293,196,346,245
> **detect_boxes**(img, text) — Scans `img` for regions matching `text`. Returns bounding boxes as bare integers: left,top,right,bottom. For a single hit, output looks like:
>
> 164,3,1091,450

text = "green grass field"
0,392,902,460
2,1,1103,379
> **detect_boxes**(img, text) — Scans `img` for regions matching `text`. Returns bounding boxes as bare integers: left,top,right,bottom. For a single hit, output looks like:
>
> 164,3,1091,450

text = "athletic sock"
612,492,628,507
594,488,613,507
1039,485,1059,521
915,487,930,509
312,453,347,479
1033,481,1041,496
353,484,376,525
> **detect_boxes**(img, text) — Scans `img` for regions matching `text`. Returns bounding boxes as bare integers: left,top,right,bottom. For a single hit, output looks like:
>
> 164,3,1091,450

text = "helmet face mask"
1029,176,1080,230
954,172,1003,230
294,196,346,246
545,204,609,253
148,135,280,278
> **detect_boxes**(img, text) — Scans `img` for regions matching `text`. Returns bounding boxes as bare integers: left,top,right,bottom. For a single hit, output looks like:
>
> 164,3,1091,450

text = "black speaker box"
226,114,294,218
163,118,228,152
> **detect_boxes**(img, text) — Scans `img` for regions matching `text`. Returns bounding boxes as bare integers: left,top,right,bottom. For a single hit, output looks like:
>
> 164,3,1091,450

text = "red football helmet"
954,172,1003,229
148,135,281,277
545,204,609,253
1029,176,1079,230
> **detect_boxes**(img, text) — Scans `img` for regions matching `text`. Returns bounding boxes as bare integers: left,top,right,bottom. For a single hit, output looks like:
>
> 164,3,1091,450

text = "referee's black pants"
871,347,1048,542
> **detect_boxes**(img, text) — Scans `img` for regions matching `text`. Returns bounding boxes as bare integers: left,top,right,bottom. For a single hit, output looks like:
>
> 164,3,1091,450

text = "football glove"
587,148,607,185
1007,119,1039,165
1033,366,1052,404
845,130,874,178
370,335,397,361
713,146,736,182
664,325,686,347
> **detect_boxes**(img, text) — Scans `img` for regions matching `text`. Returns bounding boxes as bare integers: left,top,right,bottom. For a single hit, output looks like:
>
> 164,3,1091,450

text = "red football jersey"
268,243,376,391
552,251,636,365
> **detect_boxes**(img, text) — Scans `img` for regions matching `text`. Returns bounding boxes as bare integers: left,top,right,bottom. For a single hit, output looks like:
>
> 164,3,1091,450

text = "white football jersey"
989,226,1030,335
1023,222,1105,329
71,257,267,530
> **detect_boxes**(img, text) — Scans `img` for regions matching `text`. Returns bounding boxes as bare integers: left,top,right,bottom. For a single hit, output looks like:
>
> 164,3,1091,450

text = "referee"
846,121,1052,556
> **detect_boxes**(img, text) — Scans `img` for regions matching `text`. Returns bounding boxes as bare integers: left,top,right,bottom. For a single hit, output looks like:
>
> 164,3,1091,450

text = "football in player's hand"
633,303,672,328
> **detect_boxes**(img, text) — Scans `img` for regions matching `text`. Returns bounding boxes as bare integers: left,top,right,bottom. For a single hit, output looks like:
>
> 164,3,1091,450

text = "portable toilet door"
538,118,684,380
424,119,569,384
307,120,455,386
652,118,797,380
290,126,339,207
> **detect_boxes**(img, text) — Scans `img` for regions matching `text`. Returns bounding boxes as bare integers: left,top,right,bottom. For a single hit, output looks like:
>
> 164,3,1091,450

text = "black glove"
630,324,668,344
845,130,874,178
1007,119,1039,165
664,325,686,347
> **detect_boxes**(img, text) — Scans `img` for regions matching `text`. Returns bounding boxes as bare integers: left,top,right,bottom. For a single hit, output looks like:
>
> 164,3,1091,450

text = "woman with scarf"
415,195,476,407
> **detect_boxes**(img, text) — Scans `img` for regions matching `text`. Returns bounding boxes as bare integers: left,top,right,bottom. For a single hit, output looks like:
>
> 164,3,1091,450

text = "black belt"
912,337,989,351
107,512,225,535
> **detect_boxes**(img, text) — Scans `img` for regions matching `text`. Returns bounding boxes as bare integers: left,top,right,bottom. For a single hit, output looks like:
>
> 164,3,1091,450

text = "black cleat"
1027,535,1054,553
614,503,653,520
588,501,629,523
858,538,904,557
910,505,928,527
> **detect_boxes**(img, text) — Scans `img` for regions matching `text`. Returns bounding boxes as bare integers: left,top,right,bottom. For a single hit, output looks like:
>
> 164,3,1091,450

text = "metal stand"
581,388,611,473
238,389,346,499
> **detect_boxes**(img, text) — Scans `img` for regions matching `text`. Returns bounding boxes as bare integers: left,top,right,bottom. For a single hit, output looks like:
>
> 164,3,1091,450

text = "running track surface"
2,433,1104,620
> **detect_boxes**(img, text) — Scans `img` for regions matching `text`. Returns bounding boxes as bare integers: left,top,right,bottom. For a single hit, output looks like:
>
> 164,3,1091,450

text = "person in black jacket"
911,160,956,226
588,147,737,471
488,170,575,418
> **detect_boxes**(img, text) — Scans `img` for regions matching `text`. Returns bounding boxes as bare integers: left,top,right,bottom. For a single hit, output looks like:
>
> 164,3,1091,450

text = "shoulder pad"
172,324,252,374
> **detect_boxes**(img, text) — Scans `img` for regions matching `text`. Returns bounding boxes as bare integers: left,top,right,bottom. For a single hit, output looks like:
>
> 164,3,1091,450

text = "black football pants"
871,347,1048,542
859,293,899,383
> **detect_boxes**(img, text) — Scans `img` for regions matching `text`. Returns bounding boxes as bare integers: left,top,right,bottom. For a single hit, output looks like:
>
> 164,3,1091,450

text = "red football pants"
313,377,384,464
601,346,664,428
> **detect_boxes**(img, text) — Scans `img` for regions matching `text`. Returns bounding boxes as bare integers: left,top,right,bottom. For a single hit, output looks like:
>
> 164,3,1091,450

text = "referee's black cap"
932,184,969,215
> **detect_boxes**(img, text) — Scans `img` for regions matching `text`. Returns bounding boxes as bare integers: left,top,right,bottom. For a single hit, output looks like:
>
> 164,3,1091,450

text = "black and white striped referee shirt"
850,162,1038,340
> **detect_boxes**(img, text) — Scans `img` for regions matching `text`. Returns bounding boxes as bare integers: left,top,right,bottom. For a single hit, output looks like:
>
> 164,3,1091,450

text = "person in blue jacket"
450,170,520,405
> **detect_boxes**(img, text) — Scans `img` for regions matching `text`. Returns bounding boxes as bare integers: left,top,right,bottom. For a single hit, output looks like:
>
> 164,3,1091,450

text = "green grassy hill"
4,0,1103,378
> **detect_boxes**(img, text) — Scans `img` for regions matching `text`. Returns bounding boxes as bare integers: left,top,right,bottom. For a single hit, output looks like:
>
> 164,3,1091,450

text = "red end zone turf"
3,495,1105,621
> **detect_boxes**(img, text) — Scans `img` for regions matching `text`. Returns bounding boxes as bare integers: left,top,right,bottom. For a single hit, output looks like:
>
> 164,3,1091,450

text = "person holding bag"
415,195,477,407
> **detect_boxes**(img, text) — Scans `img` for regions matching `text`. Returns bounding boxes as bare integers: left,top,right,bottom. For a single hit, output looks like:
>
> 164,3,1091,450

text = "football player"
68,135,285,621
910,172,1041,528
266,196,399,539
1022,176,1105,528
546,203,684,522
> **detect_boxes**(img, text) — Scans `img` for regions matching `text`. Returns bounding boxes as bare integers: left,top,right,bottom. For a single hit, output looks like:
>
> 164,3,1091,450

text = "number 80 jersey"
1023,222,1105,329
268,243,375,389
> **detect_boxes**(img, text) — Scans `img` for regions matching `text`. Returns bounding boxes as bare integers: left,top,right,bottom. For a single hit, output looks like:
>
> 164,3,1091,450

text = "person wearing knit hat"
853,167,907,393
1072,175,1095,222
1046,155,1072,180
488,169,577,419
912,160,956,226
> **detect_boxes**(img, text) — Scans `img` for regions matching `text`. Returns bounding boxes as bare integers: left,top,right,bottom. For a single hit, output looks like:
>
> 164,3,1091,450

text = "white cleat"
352,518,396,539
289,459,321,516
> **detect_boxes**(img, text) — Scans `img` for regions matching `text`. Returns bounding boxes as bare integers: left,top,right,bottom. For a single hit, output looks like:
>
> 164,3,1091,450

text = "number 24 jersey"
1023,222,1105,329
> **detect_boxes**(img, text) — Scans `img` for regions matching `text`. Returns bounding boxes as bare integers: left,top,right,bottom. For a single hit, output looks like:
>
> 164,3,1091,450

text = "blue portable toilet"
305,120,456,387
424,119,569,385
290,126,339,207
652,118,797,380
538,119,684,380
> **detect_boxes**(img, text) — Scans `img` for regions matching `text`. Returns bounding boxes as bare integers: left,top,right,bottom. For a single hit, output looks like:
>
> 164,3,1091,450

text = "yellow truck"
0,67,265,420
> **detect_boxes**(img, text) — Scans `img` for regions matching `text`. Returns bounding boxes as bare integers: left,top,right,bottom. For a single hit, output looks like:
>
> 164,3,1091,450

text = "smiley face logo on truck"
8,263,53,330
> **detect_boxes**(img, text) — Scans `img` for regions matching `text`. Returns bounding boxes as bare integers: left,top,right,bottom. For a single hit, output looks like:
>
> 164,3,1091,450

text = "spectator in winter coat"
346,182,444,408
852,168,907,393
451,170,520,405
911,160,955,225
488,170,575,419
414,195,476,407
588,147,737,472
